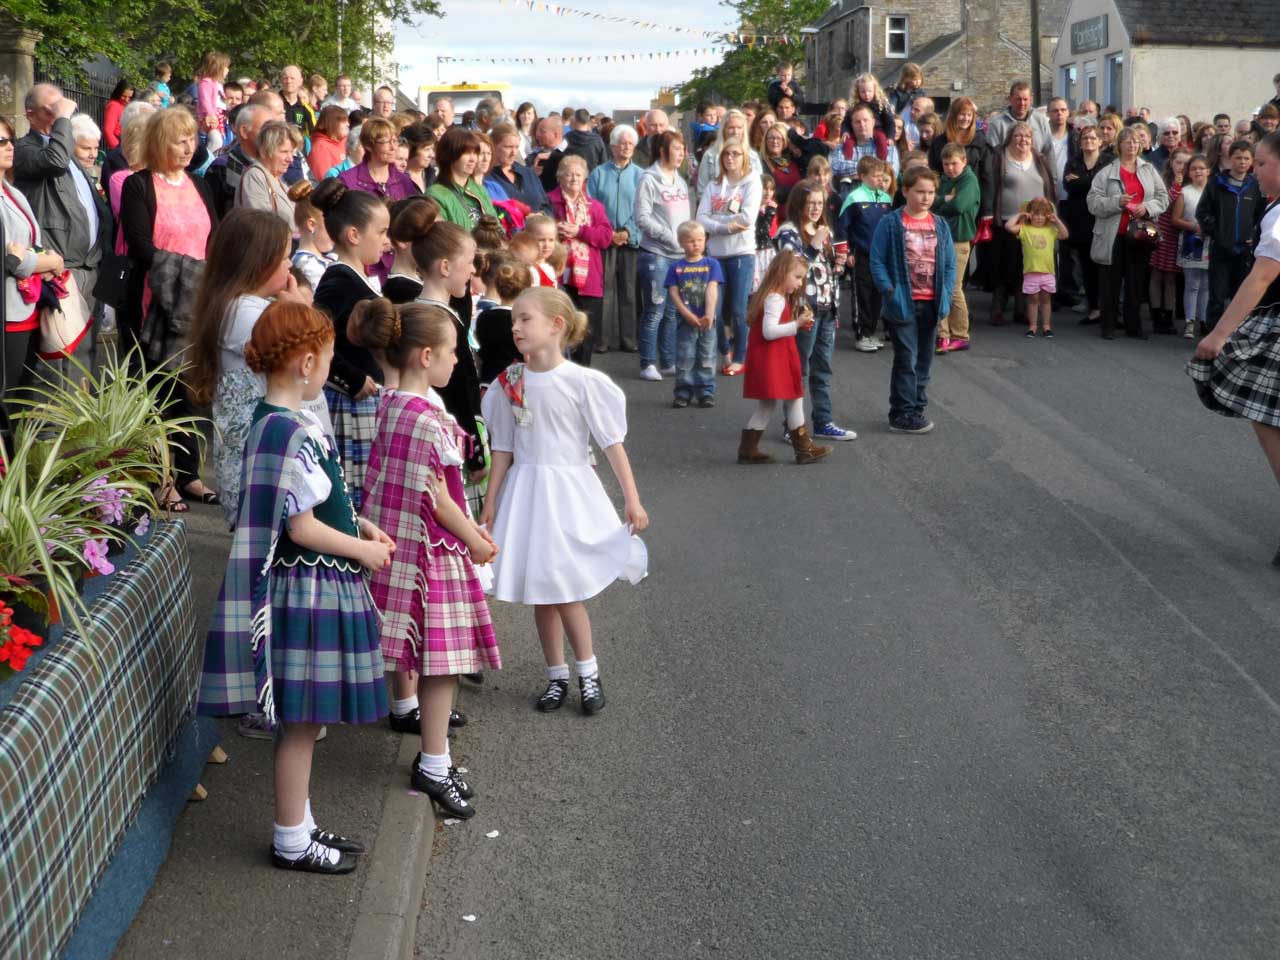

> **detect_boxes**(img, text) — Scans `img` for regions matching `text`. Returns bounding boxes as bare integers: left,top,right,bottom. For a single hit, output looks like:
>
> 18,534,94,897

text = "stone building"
1051,0,1280,122
802,0,1070,115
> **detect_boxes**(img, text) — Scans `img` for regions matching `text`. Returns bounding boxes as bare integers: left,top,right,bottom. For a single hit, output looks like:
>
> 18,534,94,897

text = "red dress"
743,299,803,400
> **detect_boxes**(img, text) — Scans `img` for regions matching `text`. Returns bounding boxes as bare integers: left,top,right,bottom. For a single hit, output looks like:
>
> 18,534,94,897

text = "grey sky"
394,0,740,114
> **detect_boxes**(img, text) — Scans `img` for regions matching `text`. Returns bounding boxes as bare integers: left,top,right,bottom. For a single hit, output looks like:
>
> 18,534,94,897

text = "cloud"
394,0,736,114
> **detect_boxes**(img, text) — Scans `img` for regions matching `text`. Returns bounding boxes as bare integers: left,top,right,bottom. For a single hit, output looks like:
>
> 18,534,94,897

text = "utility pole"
1030,0,1041,104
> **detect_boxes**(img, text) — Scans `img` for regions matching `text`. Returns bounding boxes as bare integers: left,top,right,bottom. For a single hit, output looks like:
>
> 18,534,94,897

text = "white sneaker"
639,364,663,381
1183,320,1196,339
854,337,879,353
658,365,677,376
867,335,885,348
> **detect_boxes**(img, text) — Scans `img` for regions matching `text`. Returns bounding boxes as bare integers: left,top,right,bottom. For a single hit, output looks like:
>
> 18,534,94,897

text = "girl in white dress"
479,287,649,714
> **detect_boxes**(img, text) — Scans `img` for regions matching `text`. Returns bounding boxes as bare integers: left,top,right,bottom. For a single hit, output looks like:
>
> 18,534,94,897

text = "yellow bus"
418,82,513,118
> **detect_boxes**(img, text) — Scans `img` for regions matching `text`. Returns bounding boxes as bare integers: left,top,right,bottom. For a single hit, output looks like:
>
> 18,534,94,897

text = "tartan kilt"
269,561,387,725
1187,306,1280,427
383,545,502,676
325,385,379,510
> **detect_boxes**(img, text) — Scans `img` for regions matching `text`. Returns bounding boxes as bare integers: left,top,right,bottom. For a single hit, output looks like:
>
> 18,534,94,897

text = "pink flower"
133,513,151,537
83,539,115,576
83,477,126,525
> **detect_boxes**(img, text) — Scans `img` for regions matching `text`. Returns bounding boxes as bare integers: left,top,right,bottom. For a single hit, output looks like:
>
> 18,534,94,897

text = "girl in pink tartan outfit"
357,297,501,820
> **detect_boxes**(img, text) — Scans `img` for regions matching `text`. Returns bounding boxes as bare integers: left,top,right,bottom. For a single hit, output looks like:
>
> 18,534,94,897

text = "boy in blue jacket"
869,165,956,434
840,156,894,352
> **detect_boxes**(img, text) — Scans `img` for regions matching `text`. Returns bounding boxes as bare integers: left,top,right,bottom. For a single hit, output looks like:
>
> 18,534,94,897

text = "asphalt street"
416,294,1280,960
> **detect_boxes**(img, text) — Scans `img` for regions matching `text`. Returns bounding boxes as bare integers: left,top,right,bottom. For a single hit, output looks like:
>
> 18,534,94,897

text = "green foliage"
678,0,830,110
0,349,200,634
7,0,441,87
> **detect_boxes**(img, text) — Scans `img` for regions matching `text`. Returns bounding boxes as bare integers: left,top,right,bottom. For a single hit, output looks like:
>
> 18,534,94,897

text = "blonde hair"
850,73,890,113
523,213,555,236
515,286,589,347
121,114,150,169
256,120,302,159
143,107,198,171
548,242,568,273
556,154,588,179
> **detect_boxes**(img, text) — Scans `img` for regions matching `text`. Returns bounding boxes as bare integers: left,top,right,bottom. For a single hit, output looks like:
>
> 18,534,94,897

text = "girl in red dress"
737,251,831,465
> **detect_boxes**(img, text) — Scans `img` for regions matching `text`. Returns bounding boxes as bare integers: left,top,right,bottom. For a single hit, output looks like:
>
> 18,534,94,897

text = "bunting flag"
439,46,733,65
492,0,799,44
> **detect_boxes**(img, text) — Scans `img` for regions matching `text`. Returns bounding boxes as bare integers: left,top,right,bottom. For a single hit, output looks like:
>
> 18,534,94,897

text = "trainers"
697,395,716,408
579,674,606,715
935,337,950,354
672,396,690,409
658,365,676,376
536,678,570,711
639,364,662,381
1042,329,1054,339
813,422,857,441
947,338,970,352
853,337,879,352
889,415,934,435
1024,329,1037,338
1184,320,1196,339
867,335,885,348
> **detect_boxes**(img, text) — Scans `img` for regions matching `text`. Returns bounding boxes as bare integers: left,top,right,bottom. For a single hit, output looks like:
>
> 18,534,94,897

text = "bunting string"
492,0,799,45
439,46,734,65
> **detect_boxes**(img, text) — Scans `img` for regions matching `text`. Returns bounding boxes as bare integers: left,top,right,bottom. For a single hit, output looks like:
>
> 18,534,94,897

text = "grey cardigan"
1086,157,1170,266
1,182,42,327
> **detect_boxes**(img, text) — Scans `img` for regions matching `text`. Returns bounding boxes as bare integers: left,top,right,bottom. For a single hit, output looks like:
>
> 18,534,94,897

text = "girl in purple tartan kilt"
356,298,502,818
197,302,396,875
311,179,392,511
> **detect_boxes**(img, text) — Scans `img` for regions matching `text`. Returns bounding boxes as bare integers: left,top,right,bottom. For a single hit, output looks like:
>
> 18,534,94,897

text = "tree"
7,0,441,87
678,0,829,109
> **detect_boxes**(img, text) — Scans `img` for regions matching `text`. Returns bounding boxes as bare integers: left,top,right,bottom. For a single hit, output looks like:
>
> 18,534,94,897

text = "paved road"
416,296,1280,960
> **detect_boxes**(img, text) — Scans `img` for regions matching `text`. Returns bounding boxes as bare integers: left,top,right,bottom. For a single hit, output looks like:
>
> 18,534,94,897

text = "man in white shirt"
1043,96,1079,308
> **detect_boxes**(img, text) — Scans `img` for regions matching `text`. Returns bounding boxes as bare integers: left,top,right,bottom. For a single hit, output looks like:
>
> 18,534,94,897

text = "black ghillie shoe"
536,678,570,712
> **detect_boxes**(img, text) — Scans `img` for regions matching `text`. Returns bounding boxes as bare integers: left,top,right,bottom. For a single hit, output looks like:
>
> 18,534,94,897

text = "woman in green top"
427,127,499,228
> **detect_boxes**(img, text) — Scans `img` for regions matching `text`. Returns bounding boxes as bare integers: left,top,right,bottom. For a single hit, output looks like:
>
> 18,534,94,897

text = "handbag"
973,216,994,245
1126,215,1161,247
37,271,91,361
91,250,132,308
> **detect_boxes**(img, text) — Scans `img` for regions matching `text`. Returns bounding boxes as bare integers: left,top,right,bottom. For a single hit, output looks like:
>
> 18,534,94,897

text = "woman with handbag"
0,116,65,407
1087,127,1169,340
986,122,1056,326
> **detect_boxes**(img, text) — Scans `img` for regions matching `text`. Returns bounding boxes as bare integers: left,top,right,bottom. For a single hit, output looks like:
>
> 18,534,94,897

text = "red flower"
0,605,43,674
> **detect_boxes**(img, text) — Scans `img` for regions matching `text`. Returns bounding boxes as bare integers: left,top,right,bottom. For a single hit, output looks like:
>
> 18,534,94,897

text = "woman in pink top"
120,108,219,511
194,50,231,155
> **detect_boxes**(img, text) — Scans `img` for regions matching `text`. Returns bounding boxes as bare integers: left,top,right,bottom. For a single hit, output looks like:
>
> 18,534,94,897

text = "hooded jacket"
633,164,691,259
1196,169,1264,255
564,128,609,172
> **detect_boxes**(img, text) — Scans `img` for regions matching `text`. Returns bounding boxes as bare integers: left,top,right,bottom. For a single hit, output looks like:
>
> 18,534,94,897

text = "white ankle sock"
575,656,599,680
273,819,338,864
546,663,570,682
304,799,316,834
391,694,419,717
417,750,451,782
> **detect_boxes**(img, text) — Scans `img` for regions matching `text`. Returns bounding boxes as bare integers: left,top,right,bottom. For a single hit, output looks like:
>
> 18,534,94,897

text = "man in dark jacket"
15,83,112,381
1197,141,1265,327
563,108,608,173
527,115,568,192
204,104,269,217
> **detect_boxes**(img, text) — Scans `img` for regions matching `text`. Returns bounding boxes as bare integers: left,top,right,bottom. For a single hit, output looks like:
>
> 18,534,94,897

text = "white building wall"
1130,46,1278,125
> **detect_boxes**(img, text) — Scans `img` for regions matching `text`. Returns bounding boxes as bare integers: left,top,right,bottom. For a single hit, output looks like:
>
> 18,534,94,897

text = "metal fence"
33,55,121,130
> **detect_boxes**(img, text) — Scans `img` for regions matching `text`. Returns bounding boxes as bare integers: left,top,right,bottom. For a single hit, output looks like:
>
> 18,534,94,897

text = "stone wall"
0,15,39,136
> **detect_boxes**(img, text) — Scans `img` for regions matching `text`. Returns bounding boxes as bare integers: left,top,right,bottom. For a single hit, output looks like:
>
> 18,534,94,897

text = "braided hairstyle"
348,296,455,372
311,177,387,251
244,301,335,376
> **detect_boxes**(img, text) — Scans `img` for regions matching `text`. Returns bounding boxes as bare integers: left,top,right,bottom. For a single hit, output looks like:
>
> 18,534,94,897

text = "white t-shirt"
220,295,271,376
1255,200,1280,265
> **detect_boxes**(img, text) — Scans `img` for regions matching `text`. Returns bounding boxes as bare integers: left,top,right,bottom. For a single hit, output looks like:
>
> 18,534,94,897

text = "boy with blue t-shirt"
666,221,723,408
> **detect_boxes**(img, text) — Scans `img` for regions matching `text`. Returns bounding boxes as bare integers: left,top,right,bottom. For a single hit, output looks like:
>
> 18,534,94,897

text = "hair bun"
311,178,347,212
288,179,314,203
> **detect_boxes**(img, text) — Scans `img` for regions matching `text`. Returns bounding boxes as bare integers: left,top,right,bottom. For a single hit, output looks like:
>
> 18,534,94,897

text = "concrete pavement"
414,294,1280,960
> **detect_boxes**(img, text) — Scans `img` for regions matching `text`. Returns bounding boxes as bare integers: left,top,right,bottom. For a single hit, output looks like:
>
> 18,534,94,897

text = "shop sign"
1071,15,1109,54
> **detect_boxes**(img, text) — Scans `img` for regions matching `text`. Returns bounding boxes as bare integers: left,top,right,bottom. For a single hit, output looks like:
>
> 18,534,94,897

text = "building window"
1106,52,1123,112
886,15,908,58
1084,59,1098,104
1059,64,1078,105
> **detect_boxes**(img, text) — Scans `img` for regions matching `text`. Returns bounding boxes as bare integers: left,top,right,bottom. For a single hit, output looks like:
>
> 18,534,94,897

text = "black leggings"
1099,234,1152,336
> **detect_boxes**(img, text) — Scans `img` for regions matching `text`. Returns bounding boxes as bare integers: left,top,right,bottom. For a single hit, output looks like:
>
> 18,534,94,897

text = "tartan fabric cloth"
1187,306,1280,427
199,408,386,725
362,392,501,675
0,521,198,960
324,385,379,511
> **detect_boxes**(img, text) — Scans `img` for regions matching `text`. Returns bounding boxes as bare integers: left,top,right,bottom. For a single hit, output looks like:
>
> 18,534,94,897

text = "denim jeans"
675,319,717,399
886,299,938,421
794,307,835,425
716,253,754,364
637,250,677,369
